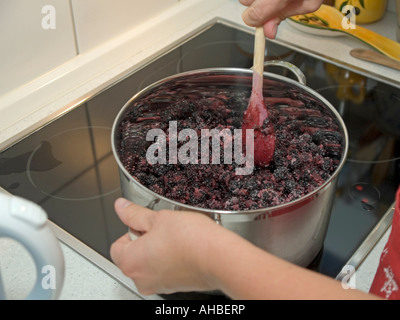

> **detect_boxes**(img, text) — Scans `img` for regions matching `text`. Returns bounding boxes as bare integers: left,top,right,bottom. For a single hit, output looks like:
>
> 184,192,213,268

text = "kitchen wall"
0,0,396,99
0,0,76,96
70,0,179,53
0,0,180,97
388,0,397,12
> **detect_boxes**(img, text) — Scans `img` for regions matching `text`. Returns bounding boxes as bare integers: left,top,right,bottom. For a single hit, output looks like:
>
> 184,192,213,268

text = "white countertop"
0,0,398,300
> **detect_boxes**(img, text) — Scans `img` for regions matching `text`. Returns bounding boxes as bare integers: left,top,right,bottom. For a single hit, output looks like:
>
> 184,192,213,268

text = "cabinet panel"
0,0,77,96
71,0,178,53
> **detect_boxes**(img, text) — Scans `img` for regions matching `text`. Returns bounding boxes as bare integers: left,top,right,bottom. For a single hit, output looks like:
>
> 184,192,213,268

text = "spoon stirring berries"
242,27,276,167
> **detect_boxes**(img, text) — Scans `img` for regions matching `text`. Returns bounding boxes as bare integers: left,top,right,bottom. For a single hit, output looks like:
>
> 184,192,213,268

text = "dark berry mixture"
116,74,344,211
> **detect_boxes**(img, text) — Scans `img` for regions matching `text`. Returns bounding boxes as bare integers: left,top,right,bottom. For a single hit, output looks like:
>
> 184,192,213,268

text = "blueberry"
117,83,342,210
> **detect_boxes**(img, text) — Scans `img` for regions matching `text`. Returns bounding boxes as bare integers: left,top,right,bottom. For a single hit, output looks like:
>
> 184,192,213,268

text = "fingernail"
115,198,132,209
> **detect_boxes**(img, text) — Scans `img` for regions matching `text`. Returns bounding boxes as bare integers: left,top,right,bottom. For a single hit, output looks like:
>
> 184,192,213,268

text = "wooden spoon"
242,27,275,167
350,48,400,71
289,5,400,62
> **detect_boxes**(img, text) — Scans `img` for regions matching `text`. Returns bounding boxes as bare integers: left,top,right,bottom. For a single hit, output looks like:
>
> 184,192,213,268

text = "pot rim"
111,67,349,215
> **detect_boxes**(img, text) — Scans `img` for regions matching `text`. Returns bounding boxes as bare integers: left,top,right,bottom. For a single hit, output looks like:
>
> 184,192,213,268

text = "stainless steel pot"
111,62,349,268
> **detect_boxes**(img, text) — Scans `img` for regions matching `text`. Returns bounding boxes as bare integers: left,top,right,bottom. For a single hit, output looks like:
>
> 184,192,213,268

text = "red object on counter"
369,187,400,300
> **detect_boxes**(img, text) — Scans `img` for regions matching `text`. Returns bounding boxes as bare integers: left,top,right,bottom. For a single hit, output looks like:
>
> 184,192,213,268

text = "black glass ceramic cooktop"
1,22,399,279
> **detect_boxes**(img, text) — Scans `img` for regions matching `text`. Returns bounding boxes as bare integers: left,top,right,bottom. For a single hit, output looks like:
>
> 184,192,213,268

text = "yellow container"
335,0,387,24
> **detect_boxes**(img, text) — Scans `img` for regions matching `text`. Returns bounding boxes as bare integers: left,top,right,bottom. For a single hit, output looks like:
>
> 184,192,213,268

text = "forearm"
112,199,381,299
206,229,380,300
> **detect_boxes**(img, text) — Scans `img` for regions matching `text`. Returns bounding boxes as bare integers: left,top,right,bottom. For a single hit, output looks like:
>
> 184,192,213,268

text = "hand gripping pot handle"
0,193,64,300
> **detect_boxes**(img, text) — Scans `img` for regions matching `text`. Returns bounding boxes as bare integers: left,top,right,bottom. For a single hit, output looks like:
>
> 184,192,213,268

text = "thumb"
114,198,155,233
263,18,281,39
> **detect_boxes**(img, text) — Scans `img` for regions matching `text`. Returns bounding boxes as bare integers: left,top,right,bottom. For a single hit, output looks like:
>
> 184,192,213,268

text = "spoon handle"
290,5,400,63
253,27,266,92
348,27,400,63
350,49,400,71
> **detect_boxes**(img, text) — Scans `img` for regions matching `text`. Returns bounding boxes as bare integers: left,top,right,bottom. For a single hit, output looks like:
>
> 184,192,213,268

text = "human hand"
110,198,227,295
240,0,323,38
110,199,378,300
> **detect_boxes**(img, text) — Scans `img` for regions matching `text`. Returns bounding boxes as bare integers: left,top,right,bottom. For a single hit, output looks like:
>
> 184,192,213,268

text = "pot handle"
262,60,307,86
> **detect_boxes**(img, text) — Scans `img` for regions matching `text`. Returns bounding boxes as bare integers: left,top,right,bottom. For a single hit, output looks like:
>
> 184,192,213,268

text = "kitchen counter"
0,0,398,300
